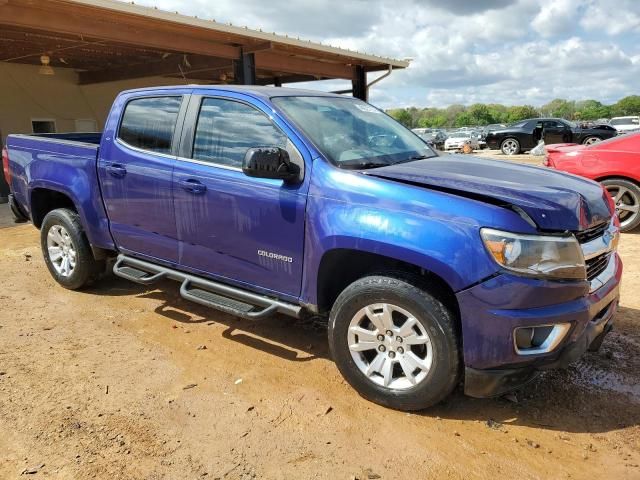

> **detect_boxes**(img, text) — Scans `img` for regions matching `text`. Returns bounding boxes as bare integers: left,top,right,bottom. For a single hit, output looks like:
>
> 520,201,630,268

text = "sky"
121,0,640,109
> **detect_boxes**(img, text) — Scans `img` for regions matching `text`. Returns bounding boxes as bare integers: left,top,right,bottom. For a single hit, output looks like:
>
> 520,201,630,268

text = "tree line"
387,95,640,129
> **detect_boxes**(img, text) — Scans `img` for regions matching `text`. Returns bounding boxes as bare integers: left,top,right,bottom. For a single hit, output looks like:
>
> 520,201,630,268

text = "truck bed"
6,131,115,250
27,132,102,145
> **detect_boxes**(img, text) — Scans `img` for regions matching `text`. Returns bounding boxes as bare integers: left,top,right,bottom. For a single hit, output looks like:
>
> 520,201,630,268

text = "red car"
545,132,640,231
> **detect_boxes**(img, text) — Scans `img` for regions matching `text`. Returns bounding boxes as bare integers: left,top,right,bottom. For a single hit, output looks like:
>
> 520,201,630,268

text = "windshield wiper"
338,160,390,170
409,154,431,160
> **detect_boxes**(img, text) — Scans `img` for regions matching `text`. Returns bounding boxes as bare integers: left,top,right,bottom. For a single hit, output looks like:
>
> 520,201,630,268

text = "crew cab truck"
4,86,622,410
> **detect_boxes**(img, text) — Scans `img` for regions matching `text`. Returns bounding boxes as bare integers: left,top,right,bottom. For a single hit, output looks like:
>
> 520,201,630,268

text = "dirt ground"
1,186,640,479
471,149,544,165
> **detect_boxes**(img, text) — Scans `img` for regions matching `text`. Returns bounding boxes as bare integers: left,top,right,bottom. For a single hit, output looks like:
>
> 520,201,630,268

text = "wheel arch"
30,187,79,228
594,174,640,186
30,186,114,260
315,248,460,320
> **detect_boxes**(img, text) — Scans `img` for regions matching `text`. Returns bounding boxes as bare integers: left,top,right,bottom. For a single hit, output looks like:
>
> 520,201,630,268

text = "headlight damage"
480,228,586,280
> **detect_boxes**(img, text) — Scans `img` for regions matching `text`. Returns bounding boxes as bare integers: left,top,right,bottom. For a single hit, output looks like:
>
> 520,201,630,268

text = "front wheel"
500,138,520,155
602,179,640,232
583,136,602,145
41,208,105,290
328,276,460,411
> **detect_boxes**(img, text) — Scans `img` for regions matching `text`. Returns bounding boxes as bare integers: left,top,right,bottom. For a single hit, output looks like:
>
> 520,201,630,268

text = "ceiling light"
39,55,54,75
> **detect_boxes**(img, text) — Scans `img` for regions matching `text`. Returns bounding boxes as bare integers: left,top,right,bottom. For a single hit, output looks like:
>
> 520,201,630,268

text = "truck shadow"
89,277,640,435
90,277,332,363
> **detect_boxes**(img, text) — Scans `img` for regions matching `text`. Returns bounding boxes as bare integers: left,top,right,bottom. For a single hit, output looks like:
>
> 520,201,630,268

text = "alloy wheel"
501,139,518,155
348,303,433,390
584,136,601,145
47,224,77,277
607,184,640,230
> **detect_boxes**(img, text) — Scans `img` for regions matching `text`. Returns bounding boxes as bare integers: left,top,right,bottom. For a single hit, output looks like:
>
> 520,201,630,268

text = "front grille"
574,222,608,244
586,252,610,281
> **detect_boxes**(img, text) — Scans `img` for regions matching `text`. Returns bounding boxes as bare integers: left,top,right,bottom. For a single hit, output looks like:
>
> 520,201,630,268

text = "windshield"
451,132,471,138
272,96,436,168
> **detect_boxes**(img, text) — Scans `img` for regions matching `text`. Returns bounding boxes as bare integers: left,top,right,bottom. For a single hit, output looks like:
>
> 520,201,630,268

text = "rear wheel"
602,179,640,232
583,136,601,145
40,208,105,289
328,276,460,411
500,138,520,155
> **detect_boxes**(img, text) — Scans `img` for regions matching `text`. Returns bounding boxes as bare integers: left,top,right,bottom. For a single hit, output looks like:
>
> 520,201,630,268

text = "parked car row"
485,118,618,155
411,128,447,149
412,115,640,155
412,127,487,151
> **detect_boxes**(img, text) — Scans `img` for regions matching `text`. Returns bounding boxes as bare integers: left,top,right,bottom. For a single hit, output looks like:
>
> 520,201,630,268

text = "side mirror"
242,147,300,183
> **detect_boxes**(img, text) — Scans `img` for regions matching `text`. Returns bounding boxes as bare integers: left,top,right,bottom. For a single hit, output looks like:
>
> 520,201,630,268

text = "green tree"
611,95,640,116
388,108,413,127
486,104,509,124
506,105,539,123
468,104,495,126
454,112,474,127
575,100,611,120
541,98,575,119
385,95,638,129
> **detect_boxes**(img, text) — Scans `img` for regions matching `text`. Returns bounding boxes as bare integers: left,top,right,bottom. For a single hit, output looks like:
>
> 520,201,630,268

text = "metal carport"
0,0,407,100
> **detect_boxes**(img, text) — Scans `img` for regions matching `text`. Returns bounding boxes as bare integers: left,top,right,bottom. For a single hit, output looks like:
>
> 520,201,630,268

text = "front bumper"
458,253,622,398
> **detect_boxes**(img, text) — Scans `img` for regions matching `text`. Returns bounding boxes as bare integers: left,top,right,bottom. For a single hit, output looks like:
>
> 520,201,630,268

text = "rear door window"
118,96,182,154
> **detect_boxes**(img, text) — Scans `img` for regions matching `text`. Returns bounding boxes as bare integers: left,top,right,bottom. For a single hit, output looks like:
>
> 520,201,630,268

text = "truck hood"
366,155,611,231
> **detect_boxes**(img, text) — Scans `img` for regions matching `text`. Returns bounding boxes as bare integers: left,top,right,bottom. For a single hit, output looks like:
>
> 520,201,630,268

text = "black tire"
500,138,520,155
40,208,105,290
328,275,460,411
602,178,640,232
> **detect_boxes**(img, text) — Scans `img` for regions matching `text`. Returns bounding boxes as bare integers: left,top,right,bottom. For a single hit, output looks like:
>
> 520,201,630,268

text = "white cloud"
580,0,640,35
531,0,580,37
118,0,639,108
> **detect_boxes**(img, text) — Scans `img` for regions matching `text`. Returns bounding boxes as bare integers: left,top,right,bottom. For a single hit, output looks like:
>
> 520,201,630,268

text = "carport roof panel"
87,0,409,69
3,0,409,71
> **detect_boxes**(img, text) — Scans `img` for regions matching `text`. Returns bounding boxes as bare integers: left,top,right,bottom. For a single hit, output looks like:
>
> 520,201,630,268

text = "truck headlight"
480,228,586,280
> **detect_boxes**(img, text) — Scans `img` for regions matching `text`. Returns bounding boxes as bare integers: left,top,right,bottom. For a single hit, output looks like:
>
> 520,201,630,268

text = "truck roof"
119,84,346,102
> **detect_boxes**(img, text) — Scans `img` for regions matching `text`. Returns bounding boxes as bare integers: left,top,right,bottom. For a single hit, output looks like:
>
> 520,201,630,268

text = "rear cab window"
118,96,182,154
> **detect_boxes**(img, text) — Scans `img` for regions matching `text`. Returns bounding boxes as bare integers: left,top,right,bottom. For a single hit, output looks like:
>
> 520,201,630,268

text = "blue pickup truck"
3,86,622,410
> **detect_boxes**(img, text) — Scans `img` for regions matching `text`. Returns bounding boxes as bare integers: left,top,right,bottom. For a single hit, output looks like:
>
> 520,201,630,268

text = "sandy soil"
1,223,639,479
447,148,544,166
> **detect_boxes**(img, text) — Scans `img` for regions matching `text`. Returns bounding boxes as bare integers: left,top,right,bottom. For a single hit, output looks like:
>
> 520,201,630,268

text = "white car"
610,116,640,134
444,132,480,151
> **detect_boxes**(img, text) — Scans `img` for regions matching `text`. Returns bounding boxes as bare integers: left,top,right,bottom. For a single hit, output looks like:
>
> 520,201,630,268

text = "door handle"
106,163,127,178
179,179,207,194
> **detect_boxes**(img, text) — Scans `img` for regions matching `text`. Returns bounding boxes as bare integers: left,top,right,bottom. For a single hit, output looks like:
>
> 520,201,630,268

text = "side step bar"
113,254,302,320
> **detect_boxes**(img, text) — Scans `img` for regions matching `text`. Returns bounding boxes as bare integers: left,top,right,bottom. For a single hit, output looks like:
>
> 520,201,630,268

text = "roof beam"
256,74,319,86
255,51,352,79
78,55,232,84
0,3,240,59
243,41,273,54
